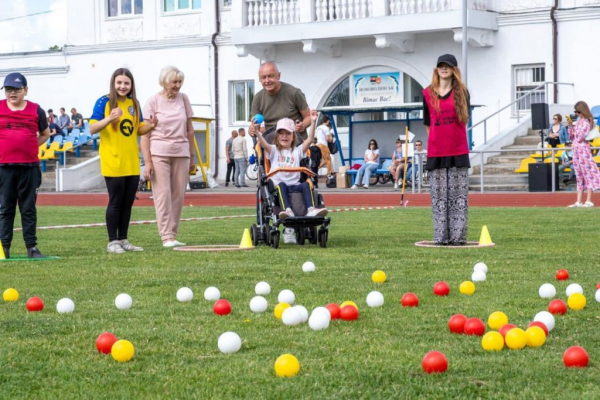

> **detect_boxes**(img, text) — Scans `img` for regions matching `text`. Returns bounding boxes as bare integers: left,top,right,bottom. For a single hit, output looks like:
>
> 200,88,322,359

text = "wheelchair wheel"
250,224,258,246
296,228,306,245
271,230,280,249
261,223,271,245
369,175,379,186
246,164,258,181
318,229,327,248
378,173,391,184
308,226,318,245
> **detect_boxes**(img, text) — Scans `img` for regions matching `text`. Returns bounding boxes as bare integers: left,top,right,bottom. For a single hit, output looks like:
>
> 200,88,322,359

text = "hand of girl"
147,114,158,128
109,107,123,121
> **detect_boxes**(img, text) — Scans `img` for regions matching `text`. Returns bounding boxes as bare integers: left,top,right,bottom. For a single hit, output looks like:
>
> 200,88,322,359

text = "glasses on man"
4,87,24,94
416,143,423,146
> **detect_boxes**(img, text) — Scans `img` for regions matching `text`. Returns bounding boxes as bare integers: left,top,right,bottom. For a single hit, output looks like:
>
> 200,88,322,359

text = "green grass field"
1,206,599,399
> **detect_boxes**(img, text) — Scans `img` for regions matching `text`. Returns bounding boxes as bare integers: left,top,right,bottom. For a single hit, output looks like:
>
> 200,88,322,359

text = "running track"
37,192,578,207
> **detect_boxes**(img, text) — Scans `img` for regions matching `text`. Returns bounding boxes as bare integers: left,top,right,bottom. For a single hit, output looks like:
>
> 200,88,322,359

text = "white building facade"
0,0,598,178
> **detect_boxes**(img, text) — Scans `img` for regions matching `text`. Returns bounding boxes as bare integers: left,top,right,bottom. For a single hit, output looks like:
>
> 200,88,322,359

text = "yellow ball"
505,328,527,350
487,311,509,330
274,354,300,377
525,326,546,348
274,303,290,319
568,293,586,310
459,281,476,295
481,331,504,351
3,288,19,302
340,301,358,311
371,270,387,284
111,340,135,362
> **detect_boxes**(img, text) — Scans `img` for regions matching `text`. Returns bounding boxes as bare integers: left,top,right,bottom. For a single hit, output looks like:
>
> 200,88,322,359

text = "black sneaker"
2,246,9,259
225,182,229,187
27,246,45,259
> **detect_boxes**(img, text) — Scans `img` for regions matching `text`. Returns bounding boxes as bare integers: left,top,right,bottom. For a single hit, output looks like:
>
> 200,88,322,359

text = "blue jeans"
355,163,378,186
276,182,314,211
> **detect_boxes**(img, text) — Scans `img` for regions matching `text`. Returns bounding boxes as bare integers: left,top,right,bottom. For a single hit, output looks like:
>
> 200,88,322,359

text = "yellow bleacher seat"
59,141,74,153
515,157,537,174
544,157,559,164
39,149,55,160
593,155,600,165
48,141,61,152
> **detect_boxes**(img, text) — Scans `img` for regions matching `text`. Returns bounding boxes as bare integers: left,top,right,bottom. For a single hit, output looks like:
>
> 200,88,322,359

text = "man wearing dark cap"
0,72,50,258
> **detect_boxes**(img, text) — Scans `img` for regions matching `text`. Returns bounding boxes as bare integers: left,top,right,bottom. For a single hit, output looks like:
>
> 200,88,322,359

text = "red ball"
563,346,589,368
527,321,548,336
401,292,419,307
448,314,467,334
548,299,568,315
96,332,118,354
26,296,44,312
463,317,485,336
433,281,450,296
556,269,569,281
326,303,341,320
422,351,448,374
340,305,359,321
596,282,600,291
499,324,517,338
213,299,232,316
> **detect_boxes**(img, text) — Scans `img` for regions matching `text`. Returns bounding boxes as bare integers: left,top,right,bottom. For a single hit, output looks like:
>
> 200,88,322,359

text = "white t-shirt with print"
267,145,304,187
316,125,330,146
365,149,380,165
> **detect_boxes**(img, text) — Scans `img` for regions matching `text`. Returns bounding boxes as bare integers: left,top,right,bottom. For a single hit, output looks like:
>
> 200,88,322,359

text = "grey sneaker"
27,246,45,259
107,240,125,254
120,239,144,252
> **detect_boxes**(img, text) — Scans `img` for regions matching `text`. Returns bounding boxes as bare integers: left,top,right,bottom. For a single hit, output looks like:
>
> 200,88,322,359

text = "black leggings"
105,176,138,242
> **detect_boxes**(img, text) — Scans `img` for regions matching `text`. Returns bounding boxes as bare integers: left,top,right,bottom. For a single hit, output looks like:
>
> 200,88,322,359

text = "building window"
108,0,143,17
231,81,255,124
222,0,232,7
164,0,202,12
514,64,545,114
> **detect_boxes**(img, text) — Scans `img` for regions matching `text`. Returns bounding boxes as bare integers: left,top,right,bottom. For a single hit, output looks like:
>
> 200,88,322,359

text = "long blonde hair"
427,66,469,124
574,101,594,128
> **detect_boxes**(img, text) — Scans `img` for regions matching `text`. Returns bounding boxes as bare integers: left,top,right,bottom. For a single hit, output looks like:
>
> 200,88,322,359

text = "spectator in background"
411,139,425,183
48,122,65,144
548,114,568,147
388,139,406,189
351,139,380,189
0,72,49,259
47,109,55,123
225,129,238,187
559,141,574,185
308,137,323,188
142,65,195,248
566,101,600,207
58,107,72,134
315,115,333,179
232,127,248,187
71,108,84,132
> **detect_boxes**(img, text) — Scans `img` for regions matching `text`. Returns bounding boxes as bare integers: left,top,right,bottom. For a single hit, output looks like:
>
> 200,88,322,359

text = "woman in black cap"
422,54,470,245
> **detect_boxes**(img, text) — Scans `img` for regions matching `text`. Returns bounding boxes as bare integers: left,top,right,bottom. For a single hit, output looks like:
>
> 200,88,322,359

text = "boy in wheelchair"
255,110,328,219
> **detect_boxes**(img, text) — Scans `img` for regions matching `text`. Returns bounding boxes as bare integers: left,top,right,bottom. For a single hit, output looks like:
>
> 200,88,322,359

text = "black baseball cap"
2,72,27,89
437,54,458,68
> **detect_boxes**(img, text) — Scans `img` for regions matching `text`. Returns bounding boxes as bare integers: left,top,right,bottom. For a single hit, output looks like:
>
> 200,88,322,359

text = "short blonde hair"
159,66,185,87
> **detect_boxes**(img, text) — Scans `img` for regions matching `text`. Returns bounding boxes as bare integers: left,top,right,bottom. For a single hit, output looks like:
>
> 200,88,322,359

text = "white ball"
293,305,309,323
595,289,600,303
566,283,584,297
204,286,220,301
311,306,332,322
249,296,268,313
473,262,488,273
308,313,330,331
115,293,133,310
282,307,302,326
278,289,295,305
471,270,487,282
538,283,556,299
218,332,242,354
56,298,75,313
302,261,316,272
255,281,271,295
366,291,384,308
176,287,194,302
534,311,556,332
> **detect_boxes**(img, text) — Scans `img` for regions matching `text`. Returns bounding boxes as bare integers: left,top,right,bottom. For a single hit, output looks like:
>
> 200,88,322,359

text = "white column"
299,0,316,23
232,0,246,28
371,0,389,16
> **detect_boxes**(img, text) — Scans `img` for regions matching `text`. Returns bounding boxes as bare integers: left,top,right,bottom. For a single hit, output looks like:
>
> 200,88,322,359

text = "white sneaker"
107,240,125,254
568,202,583,208
363,185,369,189
120,239,144,252
163,240,186,248
351,184,358,189
307,207,328,217
283,228,296,244
279,208,295,220
394,182,398,189
584,201,594,207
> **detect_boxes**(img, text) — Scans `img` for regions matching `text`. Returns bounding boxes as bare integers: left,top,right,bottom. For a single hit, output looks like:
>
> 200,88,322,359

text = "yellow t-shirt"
90,95,145,177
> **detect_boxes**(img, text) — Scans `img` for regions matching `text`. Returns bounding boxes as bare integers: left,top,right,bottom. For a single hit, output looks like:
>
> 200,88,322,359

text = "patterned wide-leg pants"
429,167,469,245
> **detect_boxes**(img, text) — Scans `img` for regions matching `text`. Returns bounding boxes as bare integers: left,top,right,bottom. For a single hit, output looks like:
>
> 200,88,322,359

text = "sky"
0,0,66,53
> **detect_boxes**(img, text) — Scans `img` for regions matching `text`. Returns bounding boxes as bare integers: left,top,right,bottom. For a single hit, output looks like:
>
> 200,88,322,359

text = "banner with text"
352,72,401,105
